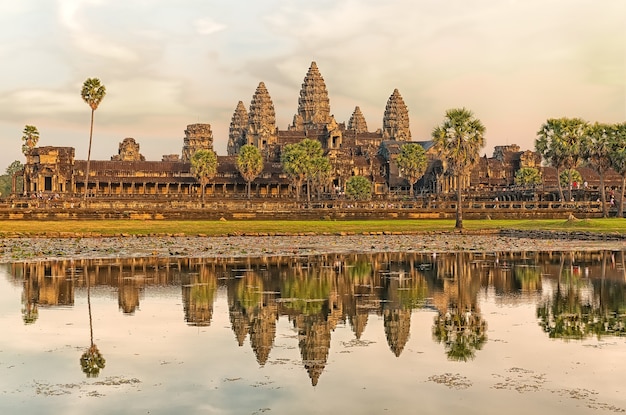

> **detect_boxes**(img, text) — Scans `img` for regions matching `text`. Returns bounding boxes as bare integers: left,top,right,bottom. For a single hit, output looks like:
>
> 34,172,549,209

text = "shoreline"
1,231,625,263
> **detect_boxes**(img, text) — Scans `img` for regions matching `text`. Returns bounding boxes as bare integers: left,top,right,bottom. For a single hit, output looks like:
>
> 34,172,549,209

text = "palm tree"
21,125,39,156
395,142,427,197
190,149,218,205
236,144,264,199
536,117,589,202
584,122,613,217
80,271,105,378
281,143,307,201
432,108,486,229
80,78,106,204
609,122,626,217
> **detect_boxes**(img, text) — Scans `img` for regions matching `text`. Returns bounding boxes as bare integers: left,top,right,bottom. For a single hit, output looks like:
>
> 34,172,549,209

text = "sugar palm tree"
536,117,588,202
432,108,486,229
21,125,39,156
236,144,264,199
80,271,105,377
583,122,613,217
609,122,626,217
80,78,106,204
190,149,218,205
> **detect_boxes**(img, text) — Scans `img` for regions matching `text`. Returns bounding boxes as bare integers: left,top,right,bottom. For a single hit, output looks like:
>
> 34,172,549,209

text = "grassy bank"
0,218,624,237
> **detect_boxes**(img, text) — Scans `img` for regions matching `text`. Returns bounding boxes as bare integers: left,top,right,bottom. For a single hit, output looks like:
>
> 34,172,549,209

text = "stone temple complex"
12,62,621,203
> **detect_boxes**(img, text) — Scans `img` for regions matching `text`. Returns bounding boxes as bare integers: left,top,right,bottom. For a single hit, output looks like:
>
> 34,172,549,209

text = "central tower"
292,61,331,132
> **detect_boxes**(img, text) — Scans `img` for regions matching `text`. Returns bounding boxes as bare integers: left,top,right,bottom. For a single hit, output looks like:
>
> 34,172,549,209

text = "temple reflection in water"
6,250,626,386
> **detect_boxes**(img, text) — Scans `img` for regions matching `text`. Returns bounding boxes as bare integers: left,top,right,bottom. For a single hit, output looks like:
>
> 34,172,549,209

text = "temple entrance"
44,176,52,191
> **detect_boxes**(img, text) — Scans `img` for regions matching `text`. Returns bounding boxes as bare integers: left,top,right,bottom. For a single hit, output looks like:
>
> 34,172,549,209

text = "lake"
0,251,624,414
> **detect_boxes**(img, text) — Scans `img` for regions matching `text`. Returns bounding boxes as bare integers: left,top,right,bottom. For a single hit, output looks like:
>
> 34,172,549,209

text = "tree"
536,117,589,202
281,143,307,200
559,169,582,193
0,160,24,197
299,138,327,202
190,149,218,205
81,78,106,204
345,175,372,200
608,122,626,217
514,167,542,187
21,125,39,156
280,139,330,201
432,108,486,229
395,142,427,197
584,123,614,217
236,144,264,199
309,155,332,200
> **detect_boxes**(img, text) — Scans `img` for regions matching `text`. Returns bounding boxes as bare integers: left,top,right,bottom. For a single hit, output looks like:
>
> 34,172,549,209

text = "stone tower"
111,137,145,161
347,106,368,133
382,89,411,141
293,61,331,132
247,82,277,151
182,124,214,163
227,101,249,156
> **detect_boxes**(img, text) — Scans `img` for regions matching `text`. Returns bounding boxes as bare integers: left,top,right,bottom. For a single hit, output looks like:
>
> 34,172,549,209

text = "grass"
0,218,624,237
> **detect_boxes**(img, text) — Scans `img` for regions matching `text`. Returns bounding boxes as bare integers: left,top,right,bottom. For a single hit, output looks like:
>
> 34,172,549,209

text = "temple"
12,62,620,203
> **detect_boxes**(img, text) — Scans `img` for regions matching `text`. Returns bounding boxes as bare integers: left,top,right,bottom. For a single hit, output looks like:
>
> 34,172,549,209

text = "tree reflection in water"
6,249,625,384
431,253,487,361
80,269,105,378
537,251,626,340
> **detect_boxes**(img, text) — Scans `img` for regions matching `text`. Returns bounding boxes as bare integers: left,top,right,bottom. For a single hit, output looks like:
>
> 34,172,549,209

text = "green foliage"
236,145,264,198
6,160,23,176
345,175,372,200
281,139,330,201
280,276,331,315
395,143,427,196
514,167,542,187
81,78,107,110
0,160,24,197
191,150,218,184
80,345,106,378
191,149,218,202
21,125,39,155
559,169,582,188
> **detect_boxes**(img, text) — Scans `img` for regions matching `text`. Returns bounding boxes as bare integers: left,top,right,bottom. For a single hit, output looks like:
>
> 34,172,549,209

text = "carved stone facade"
182,124,214,163
111,138,145,162
382,89,411,141
246,82,277,153
227,101,248,156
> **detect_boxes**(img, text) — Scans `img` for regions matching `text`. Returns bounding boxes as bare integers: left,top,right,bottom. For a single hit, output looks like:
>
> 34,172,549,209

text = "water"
0,251,624,414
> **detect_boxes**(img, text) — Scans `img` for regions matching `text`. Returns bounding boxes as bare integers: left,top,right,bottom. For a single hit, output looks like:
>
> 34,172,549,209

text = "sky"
0,0,624,171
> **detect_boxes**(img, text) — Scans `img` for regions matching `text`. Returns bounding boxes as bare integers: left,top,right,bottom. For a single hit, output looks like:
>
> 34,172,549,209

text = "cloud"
57,0,139,62
194,17,227,35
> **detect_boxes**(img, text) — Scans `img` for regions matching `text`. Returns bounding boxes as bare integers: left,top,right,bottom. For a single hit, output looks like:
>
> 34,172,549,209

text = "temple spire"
294,61,331,132
227,101,248,155
382,89,411,141
247,82,277,151
348,106,368,133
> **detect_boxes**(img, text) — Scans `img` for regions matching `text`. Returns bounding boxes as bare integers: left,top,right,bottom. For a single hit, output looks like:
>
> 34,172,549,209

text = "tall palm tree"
80,271,106,377
80,78,106,204
432,108,486,229
236,144,264,199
